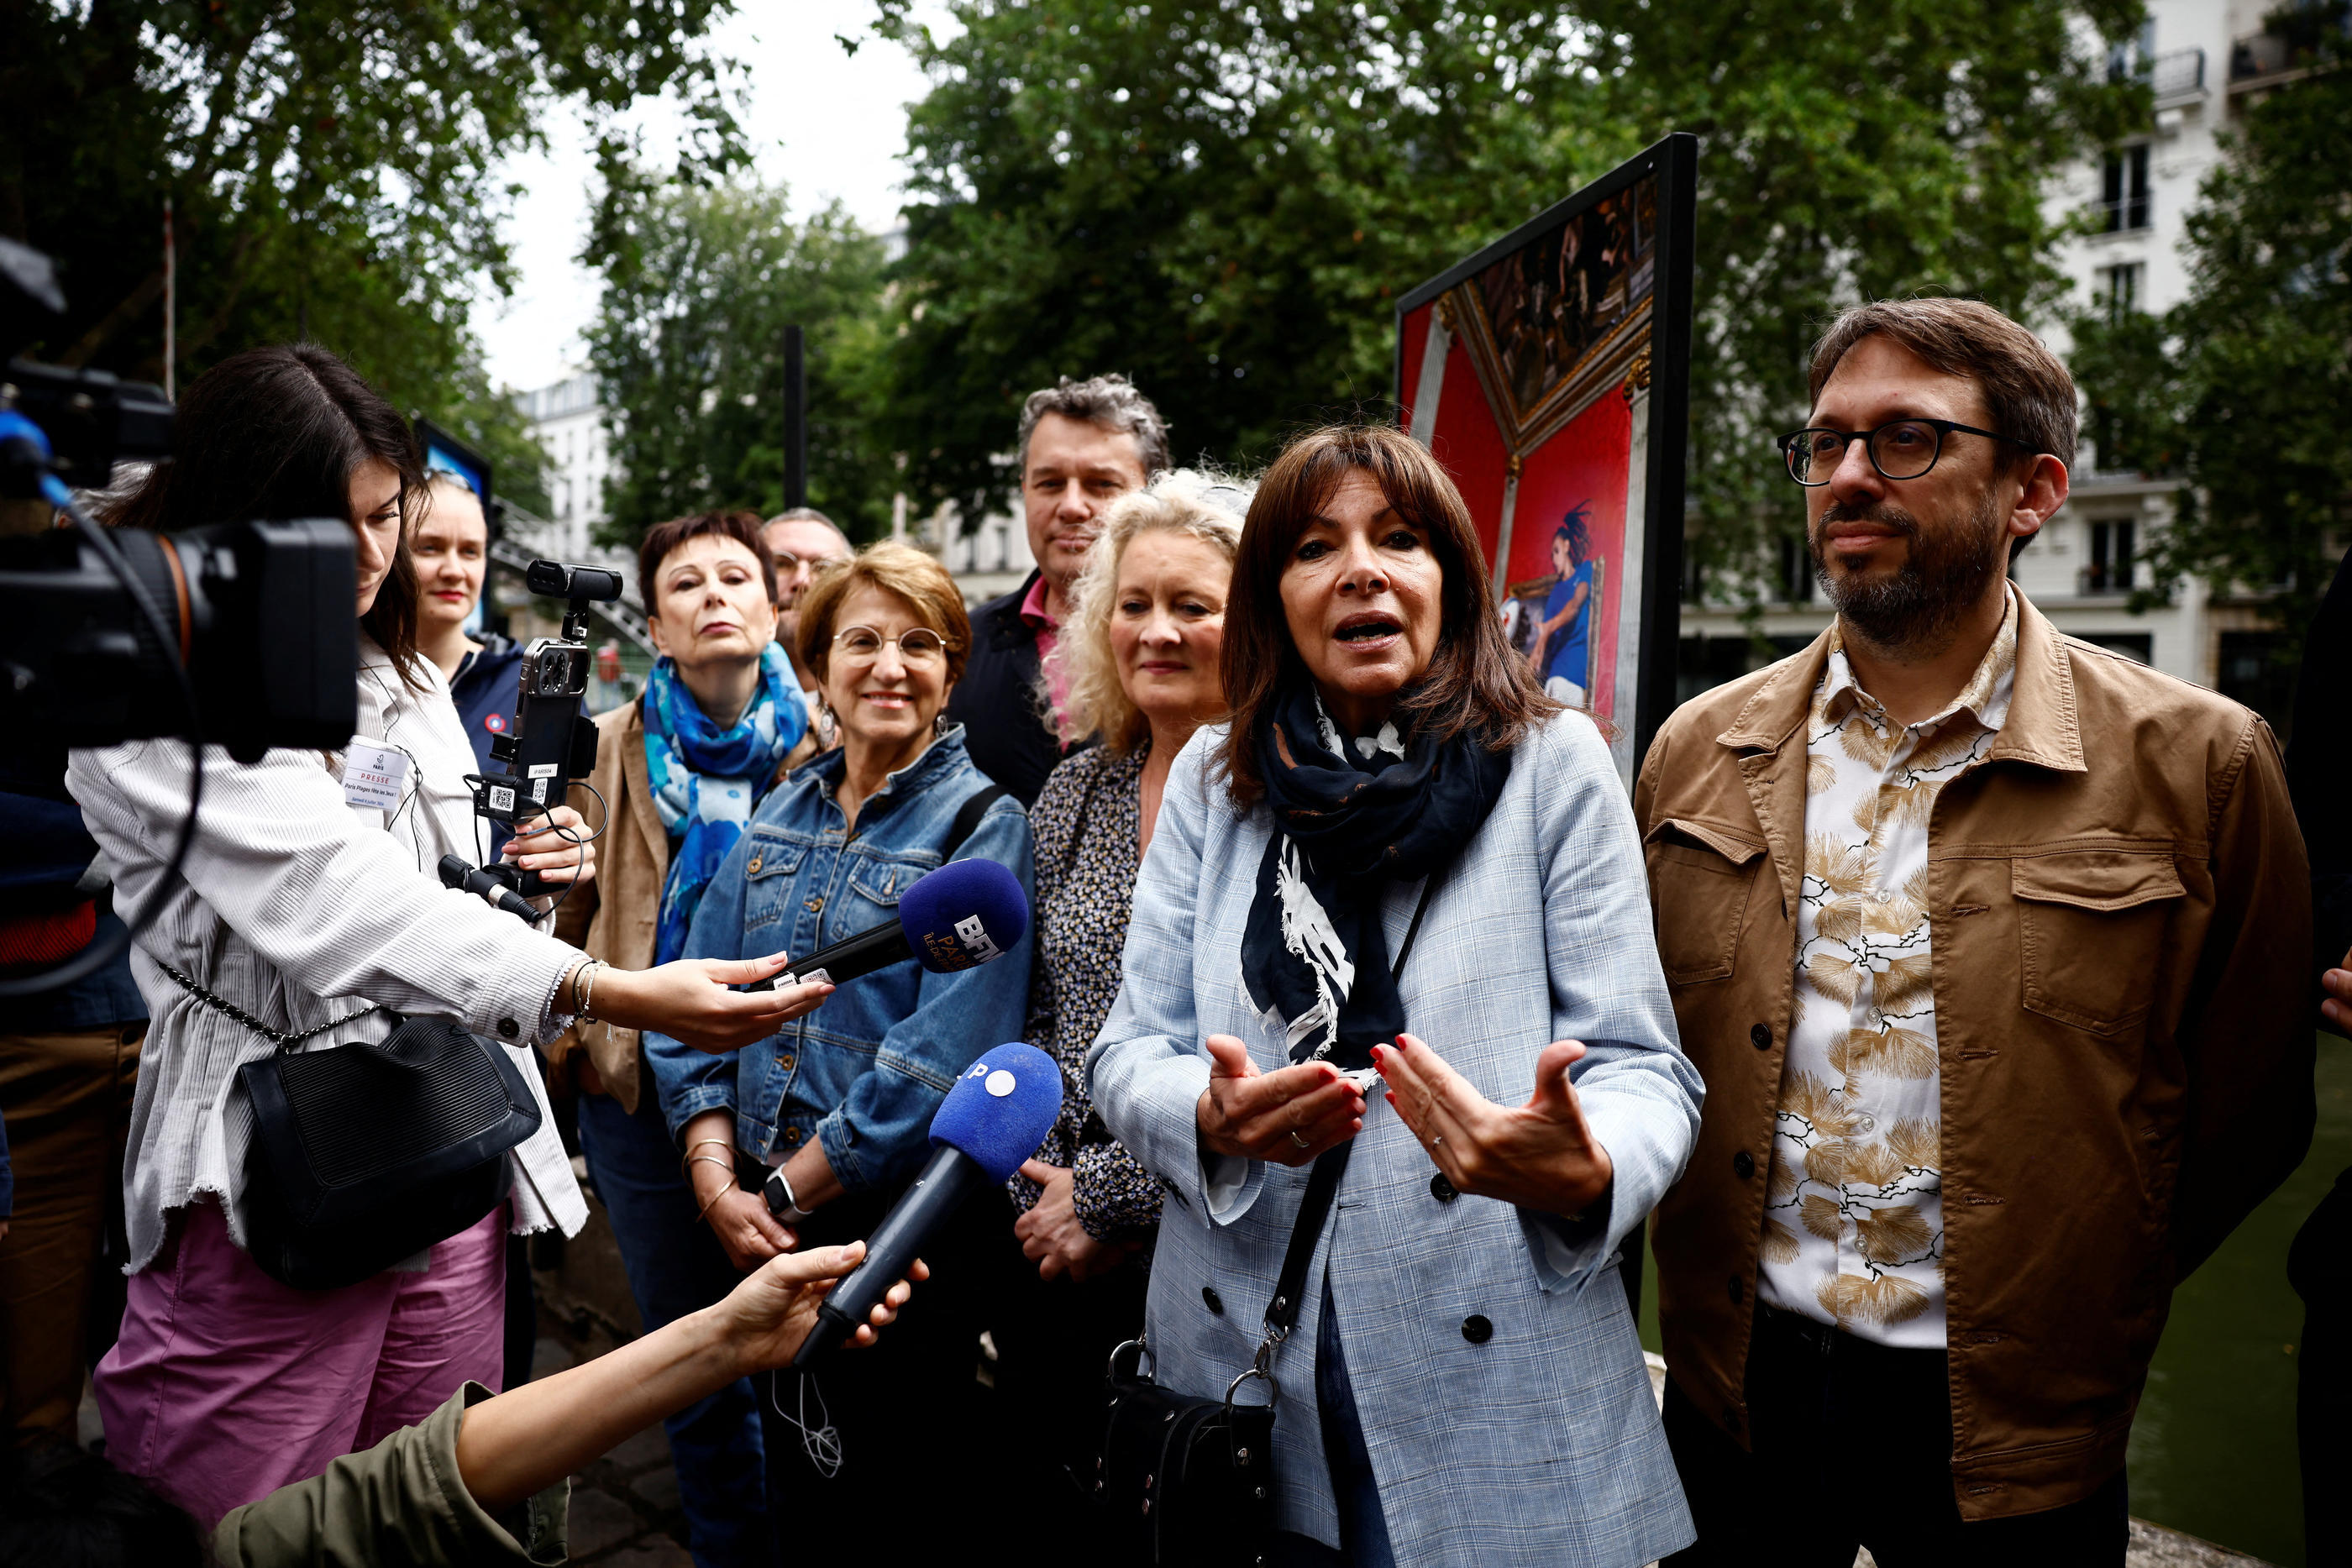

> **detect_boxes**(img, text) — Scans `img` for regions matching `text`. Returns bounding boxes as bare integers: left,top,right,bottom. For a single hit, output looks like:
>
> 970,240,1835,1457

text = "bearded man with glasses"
1635,297,2313,1563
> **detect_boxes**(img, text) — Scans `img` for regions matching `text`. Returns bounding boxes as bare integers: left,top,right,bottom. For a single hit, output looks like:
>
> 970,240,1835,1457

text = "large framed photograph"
1394,133,1696,784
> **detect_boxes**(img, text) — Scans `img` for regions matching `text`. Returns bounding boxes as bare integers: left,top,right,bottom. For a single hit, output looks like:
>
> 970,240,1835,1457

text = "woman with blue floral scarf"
550,509,812,1568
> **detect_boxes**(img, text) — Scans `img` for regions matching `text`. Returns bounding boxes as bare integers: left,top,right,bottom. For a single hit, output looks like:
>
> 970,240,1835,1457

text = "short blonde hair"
1043,469,1249,753
795,540,971,687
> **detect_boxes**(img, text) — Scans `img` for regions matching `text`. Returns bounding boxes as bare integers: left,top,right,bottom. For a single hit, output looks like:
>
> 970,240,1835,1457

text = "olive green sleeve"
212,1382,570,1567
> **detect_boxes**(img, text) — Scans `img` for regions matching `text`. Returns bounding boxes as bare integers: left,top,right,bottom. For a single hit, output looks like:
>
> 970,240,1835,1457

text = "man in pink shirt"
945,374,1168,804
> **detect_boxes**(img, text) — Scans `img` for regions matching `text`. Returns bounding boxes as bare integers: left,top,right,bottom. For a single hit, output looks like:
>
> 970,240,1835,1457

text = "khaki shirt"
1634,590,2315,1521
213,1383,565,1565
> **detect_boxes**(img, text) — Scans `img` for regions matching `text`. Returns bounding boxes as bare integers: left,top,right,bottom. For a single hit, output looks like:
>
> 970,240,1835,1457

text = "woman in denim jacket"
643,543,1033,1556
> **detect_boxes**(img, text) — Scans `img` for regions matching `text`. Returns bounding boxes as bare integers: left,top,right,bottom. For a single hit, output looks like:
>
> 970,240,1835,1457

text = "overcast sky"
472,3,945,394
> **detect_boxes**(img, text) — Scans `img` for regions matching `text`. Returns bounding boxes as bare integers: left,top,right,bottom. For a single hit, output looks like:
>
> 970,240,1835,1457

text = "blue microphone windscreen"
931,1042,1063,1183
900,856,1029,974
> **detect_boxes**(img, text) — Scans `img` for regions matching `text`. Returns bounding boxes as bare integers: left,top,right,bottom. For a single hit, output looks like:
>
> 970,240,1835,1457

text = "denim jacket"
644,725,1036,1193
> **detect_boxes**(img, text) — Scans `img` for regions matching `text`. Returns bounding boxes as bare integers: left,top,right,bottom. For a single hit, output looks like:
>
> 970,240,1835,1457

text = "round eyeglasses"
1776,418,2037,485
833,625,951,663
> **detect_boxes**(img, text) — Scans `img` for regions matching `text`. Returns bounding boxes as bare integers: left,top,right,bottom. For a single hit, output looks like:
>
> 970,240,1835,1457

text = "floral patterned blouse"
1761,587,2018,1348
1005,742,1165,1243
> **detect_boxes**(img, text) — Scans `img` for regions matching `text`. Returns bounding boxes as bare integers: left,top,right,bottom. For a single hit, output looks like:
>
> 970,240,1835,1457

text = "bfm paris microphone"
785,1041,1060,1369
753,857,1029,991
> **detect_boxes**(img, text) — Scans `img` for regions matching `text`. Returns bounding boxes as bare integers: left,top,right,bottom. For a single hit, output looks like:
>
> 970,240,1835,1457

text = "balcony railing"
2149,46,2206,100
2233,30,2294,80
2232,13,2344,85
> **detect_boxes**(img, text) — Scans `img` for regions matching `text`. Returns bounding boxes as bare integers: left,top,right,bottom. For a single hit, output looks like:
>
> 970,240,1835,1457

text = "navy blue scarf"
1240,684,1511,1070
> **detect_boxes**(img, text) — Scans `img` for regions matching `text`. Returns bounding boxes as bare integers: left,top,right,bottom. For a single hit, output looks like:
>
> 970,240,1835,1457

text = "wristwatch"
764,1167,816,1226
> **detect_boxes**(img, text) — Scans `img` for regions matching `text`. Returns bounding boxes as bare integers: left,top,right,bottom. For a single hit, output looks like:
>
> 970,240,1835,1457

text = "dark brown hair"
795,542,972,688
1216,424,1554,807
105,343,428,684
637,511,777,609
1809,297,2078,470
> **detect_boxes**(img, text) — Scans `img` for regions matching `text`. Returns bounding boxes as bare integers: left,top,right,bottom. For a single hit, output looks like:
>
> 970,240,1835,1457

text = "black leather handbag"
165,963,542,1291
1093,879,1435,1567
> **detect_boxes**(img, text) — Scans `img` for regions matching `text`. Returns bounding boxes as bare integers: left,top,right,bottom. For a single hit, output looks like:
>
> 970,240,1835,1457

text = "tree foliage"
872,0,2145,581
2070,8,2352,669
875,1,1634,522
1577,0,2144,600
584,173,897,543
3,0,746,507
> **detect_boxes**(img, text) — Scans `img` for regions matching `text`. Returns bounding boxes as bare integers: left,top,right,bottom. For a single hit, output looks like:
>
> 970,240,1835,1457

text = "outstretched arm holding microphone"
54,343,850,1531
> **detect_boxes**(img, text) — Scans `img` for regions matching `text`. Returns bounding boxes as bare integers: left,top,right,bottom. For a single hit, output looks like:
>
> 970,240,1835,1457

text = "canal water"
1637,1033,2352,1565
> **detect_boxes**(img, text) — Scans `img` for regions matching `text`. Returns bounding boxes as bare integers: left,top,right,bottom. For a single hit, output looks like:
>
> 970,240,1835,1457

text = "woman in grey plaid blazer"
1089,427,1701,1565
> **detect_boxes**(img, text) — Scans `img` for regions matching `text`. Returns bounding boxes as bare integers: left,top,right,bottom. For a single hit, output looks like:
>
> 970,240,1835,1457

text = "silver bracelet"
575,960,603,1025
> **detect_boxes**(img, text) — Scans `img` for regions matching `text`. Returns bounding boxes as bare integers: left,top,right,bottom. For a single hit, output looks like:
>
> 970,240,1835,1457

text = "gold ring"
1289,1130,1310,1150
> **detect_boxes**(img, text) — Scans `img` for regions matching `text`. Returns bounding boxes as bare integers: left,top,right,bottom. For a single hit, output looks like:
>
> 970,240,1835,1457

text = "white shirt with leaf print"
1757,586,2019,1348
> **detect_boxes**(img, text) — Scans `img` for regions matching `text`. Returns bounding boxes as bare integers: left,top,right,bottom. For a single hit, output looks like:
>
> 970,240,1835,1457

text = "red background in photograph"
1399,302,1634,723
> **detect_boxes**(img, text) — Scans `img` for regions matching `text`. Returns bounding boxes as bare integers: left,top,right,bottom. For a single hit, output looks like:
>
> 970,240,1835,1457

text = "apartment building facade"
514,372,614,567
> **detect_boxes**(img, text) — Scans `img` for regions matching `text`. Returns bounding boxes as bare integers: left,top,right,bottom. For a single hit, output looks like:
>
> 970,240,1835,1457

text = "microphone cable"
459,774,609,925
769,1367,843,1479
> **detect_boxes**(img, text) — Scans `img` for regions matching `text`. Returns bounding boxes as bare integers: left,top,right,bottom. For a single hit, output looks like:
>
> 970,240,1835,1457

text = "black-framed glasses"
833,624,951,663
1776,418,2038,486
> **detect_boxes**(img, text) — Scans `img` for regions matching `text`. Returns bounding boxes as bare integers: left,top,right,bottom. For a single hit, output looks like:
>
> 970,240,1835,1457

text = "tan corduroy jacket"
1634,590,2315,1521
551,698,668,1112
549,695,819,1112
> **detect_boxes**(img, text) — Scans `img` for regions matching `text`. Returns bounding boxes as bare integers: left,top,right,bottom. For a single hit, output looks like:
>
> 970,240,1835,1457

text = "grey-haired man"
944,373,1169,804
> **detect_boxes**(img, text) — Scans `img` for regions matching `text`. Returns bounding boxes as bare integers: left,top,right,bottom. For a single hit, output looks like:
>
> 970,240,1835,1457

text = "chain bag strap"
1095,873,1439,1568
161,960,543,1291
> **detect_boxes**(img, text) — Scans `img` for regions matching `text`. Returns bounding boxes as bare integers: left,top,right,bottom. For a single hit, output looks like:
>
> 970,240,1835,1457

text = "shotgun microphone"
753,856,1028,989
786,1041,1060,1370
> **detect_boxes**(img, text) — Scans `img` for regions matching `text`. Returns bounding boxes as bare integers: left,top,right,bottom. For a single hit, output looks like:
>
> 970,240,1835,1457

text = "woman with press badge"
64,345,835,1532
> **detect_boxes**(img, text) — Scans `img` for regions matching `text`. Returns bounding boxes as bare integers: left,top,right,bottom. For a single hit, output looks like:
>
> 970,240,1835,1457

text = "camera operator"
61,344,831,1532
0,745,144,1449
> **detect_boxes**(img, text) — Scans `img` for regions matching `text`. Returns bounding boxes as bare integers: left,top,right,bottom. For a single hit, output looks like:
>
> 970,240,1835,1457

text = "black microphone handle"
789,1141,995,1371
753,920,915,992
437,853,538,923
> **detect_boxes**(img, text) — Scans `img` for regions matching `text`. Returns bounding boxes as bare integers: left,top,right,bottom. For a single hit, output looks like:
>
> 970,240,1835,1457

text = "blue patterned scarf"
644,642,808,963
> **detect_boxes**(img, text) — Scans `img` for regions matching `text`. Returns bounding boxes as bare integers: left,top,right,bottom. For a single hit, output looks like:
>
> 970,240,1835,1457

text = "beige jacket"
550,700,665,1111
1634,590,2314,1520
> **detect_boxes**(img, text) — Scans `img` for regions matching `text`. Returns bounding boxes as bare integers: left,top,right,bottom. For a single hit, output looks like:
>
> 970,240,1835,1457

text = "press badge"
342,740,409,811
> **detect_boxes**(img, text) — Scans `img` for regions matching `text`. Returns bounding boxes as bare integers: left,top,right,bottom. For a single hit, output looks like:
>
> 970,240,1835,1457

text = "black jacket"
449,632,528,774
945,571,1072,806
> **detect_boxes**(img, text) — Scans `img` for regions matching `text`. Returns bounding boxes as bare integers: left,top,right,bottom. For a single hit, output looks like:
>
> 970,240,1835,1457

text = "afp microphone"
754,857,1028,990
785,1041,1059,1370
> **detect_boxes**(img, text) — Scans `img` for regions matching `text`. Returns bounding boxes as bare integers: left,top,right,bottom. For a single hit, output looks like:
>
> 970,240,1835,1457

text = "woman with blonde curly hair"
993,469,1247,1496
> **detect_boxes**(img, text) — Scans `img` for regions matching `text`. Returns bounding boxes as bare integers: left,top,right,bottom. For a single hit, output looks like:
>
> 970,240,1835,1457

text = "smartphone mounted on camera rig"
464,559,620,900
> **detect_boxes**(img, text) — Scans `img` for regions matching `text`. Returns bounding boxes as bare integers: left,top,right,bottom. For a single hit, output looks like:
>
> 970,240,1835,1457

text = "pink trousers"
94,1196,507,1529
